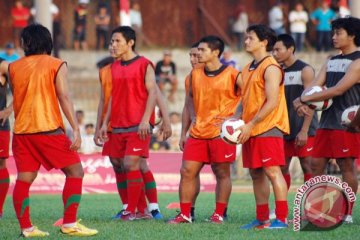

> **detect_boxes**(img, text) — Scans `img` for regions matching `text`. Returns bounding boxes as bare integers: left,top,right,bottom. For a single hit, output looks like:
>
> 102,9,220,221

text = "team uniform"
0,58,10,218
241,56,290,169
313,51,360,159
283,60,318,158
183,65,241,163
9,55,83,231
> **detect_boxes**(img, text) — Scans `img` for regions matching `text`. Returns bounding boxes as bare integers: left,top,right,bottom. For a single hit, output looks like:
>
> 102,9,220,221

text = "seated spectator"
155,50,178,102
80,123,101,154
150,133,170,151
94,4,110,50
0,43,20,62
220,46,238,69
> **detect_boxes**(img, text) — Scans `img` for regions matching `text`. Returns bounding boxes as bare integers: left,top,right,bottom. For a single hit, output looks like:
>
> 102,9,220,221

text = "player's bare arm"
155,85,172,140
139,64,157,140
179,86,192,151
238,65,282,144
99,97,111,142
94,82,105,146
55,63,81,151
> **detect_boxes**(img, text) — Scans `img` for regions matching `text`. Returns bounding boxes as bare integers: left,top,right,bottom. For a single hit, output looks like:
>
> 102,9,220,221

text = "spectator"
232,4,248,51
220,46,238,69
76,110,86,136
73,0,89,50
269,1,286,35
150,134,170,151
31,3,61,57
169,112,181,151
80,123,101,154
11,0,30,49
130,3,143,48
0,43,20,63
289,2,308,52
330,0,350,18
94,4,111,50
155,50,178,102
310,0,336,52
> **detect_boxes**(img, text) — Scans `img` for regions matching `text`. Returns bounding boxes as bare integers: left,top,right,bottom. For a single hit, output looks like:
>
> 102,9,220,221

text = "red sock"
0,168,10,215
283,173,291,190
256,204,269,222
115,172,128,205
304,173,312,182
349,201,355,215
215,202,227,216
62,178,82,224
275,200,288,223
13,180,32,229
142,171,158,204
126,170,143,214
180,202,192,218
137,187,147,213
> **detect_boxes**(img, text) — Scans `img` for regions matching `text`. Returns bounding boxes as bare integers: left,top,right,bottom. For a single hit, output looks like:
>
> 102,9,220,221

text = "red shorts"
312,129,360,159
183,137,236,164
242,136,285,169
102,132,112,156
110,132,150,158
284,137,315,158
0,131,10,158
12,134,80,172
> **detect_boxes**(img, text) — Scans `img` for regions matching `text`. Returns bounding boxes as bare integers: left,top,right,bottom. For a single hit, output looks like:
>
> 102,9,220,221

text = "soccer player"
99,26,158,221
168,36,241,224
0,58,10,220
179,42,201,221
238,24,289,229
94,44,171,220
8,24,97,237
272,34,318,189
293,17,360,223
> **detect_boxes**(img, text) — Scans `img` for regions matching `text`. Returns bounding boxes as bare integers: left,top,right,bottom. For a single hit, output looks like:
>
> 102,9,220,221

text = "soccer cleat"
136,212,153,220
167,213,192,224
151,209,163,220
206,213,224,224
267,219,288,229
344,215,353,224
112,209,125,220
21,226,49,238
240,219,270,230
269,209,276,220
118,211,136,221
60,220,98,236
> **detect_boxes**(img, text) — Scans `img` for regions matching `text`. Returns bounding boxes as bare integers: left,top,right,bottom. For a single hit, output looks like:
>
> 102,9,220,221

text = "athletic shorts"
110,132,150,158
0,131,10,159
312,129,360,159
242,136,285,169
182,137,236,164
284,137,315,158
102,132,112,156
12,133,80,172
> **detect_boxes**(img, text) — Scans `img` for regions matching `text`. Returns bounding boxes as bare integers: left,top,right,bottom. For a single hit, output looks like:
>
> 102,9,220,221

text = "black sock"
191,207,195,218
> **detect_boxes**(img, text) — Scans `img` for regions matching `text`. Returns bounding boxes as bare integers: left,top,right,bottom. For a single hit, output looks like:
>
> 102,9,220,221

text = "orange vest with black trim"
99,64,112,121
241,56,289,137
185,75,190,95
190,65,241,139
9,55,65,134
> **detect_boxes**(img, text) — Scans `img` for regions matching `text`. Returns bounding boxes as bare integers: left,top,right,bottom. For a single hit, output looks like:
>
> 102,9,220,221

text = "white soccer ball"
341,105,359,126
304,86,333,111
154,106,162,125
220,118,244,145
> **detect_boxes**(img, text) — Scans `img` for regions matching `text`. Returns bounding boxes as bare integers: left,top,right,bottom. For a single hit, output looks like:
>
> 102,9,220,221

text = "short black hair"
246,24,277,51
332,17,360,46
21,24,53,56
111,26,136,50
276,34,296,53
198,35,225,57
191,41,199,48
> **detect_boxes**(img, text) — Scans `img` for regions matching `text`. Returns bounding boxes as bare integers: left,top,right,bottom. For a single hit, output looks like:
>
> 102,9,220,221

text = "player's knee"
180,166,196,179
139,160,149,173
263,167,282,180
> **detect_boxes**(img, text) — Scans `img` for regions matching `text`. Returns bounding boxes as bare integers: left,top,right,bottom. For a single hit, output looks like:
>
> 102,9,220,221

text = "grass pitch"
0,192,359,239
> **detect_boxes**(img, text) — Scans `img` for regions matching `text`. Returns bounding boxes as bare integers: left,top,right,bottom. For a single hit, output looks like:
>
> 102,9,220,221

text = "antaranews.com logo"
293,175,356,231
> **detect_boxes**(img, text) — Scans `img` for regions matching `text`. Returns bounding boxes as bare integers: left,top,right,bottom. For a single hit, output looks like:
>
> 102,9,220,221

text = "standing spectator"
130,3,143,48
73,0,89,50
269,1,286,35
94,4,111,50
220,46,238,70
80,123,101,154
0,43,20,63
155,50,178,102
232,4,248,51
310,0,336,52
289,2,308,52
11,0,30,49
